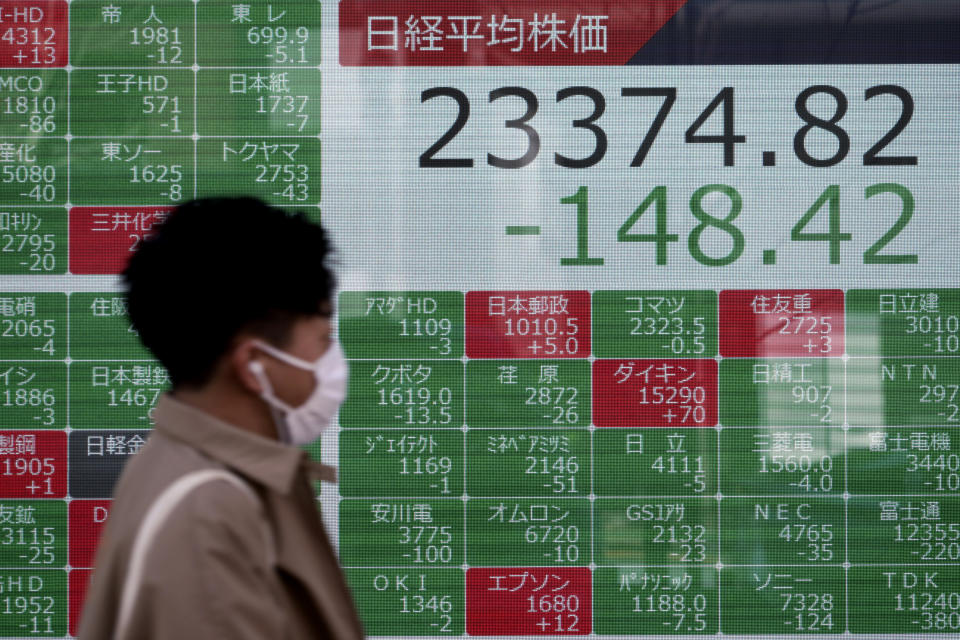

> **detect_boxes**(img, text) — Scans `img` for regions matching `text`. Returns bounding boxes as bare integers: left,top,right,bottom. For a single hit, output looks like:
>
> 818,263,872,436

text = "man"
79,198,364,639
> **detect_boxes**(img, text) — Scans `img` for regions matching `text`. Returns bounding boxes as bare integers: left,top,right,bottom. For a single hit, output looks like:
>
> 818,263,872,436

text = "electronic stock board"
1,1,959,638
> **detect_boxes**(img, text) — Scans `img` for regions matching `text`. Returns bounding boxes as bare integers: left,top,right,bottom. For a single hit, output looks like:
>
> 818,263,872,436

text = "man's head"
123,197,335,396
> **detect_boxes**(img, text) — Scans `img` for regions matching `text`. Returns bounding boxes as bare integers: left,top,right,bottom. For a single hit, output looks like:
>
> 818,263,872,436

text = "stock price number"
554,182,916,267
419,85,916,169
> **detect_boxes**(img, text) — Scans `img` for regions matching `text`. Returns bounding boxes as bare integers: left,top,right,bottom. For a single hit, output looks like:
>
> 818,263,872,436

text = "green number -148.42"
559,183,915,267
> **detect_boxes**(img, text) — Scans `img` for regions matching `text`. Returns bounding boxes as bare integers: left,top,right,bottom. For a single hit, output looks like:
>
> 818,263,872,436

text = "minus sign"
505,225,540,236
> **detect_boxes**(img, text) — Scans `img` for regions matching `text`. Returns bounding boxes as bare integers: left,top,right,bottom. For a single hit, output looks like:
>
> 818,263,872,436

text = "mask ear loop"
252,339,315,371
248,360,294,443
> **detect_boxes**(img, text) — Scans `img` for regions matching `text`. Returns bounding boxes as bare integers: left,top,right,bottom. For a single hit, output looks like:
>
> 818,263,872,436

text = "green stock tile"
339,291,463,359
720,428,844,496
0,209,66,275
0,71,66,138
70,1,195,67
848,497,960,563
594,428,717,497
197,1,322,67
339,430,463,498
465,360,590,428
68,293,151,360
720,498,844,565
196,138,320,205
0,362,65,428
69,139,193,206
338,499,463,568
847,357,960,426
719,358,843,427
466,429,590,497
849,566,960,634
70,70,194,137
0,569,66,637
197,69,320,136
720,566,844,634
0,294,65,360
345,568,464,636
847,289,960,356
466,498,590,566
0,501,66,568
594,498,716,566
593,567,719,635
339,360,462,429
592,290,717,358
847,427,960,494
0,139,66,206
68,361,168,428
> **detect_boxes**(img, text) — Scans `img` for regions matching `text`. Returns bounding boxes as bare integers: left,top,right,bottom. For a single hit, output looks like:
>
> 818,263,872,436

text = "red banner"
593,359,718,427
466,567,592,635
340,1,687,66
0,1,68,68
69,206,172,275
465,290,590,358
69,499,111,568
0,430,66,498
69,569,92,637
719,290,845,357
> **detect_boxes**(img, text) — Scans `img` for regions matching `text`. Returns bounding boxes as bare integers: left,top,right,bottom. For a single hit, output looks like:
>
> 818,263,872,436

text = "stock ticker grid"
2,1,960,638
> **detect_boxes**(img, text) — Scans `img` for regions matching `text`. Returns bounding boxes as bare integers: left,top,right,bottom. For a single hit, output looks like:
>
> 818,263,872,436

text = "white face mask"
247,339,348,445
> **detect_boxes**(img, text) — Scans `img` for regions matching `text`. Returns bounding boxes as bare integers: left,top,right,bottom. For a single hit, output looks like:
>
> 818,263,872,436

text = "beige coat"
78,393,364,639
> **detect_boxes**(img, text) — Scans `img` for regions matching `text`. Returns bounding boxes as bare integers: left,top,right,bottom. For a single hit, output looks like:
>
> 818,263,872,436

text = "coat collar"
153,393,307,494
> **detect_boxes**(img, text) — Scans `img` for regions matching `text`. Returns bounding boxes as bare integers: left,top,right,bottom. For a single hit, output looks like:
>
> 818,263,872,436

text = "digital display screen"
1,1,959,637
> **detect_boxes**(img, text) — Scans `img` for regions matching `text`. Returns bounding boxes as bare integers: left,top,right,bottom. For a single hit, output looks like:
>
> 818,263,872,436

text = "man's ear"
231,338,266,394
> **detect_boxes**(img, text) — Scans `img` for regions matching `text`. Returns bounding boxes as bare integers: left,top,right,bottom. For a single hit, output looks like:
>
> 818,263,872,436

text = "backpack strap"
114,470,267,640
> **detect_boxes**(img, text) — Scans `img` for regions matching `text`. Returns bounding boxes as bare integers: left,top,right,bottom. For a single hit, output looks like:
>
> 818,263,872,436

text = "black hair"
123,197,335,389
